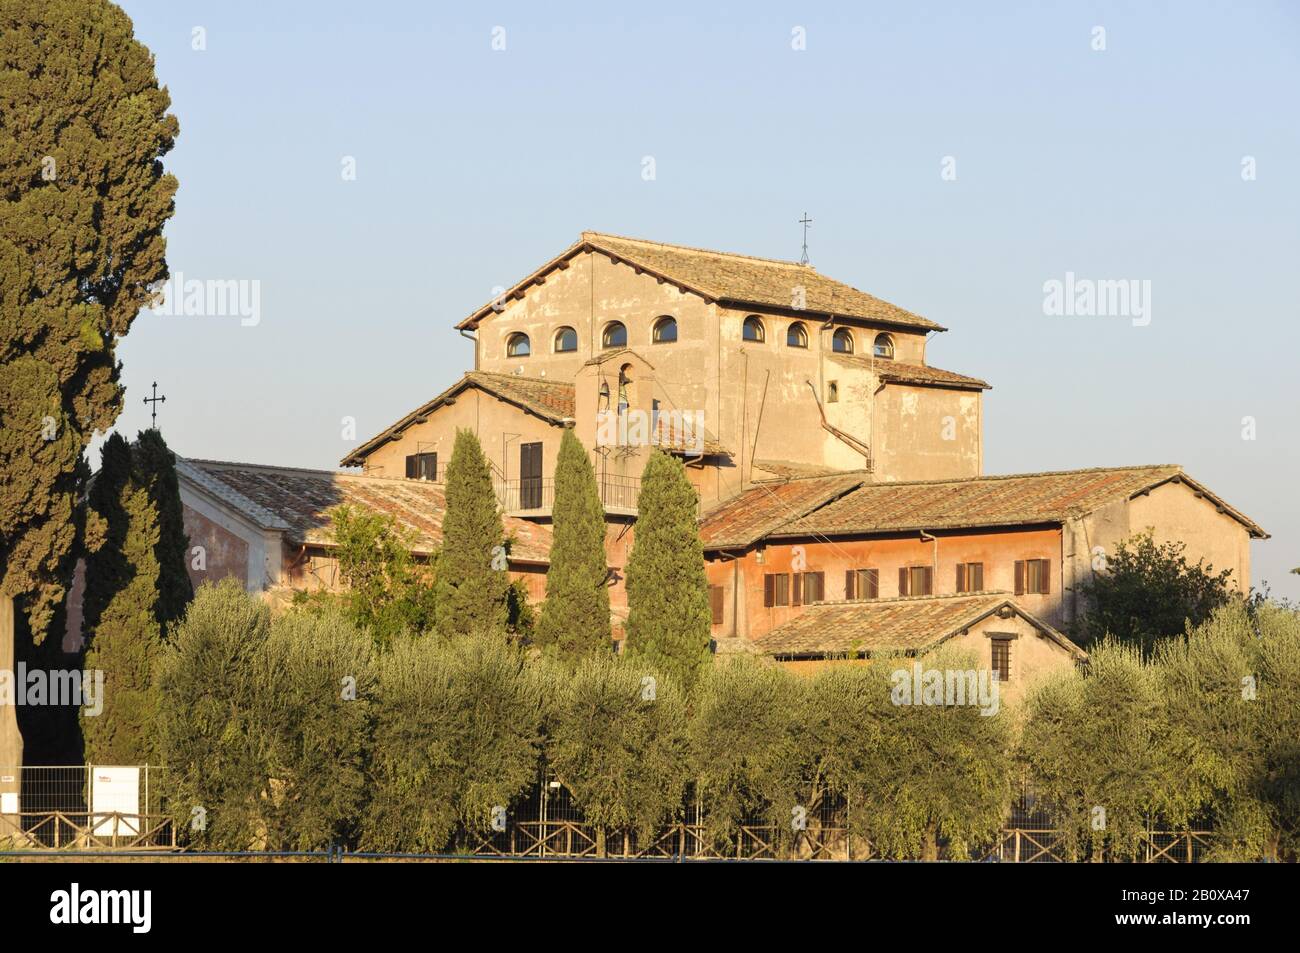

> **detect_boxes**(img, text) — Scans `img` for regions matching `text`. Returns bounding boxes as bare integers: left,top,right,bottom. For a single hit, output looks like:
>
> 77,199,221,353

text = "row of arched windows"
742,316,894,358
505,315,896,359
506,316,678,358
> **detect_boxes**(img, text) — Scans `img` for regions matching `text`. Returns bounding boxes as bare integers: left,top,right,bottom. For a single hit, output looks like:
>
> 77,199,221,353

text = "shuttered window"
709,585,725,625
763,573,791,608
797,572,824,604
956,562,984,593
898,566,933,597
405,452,437,481
845,568,879,601
1014,559,1051,595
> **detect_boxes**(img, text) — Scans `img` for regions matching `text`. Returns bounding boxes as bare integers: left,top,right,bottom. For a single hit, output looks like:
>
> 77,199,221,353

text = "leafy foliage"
535,429,610,658
324,503,437,646
623,450,711,687
80,434,163,764
0,0,178,639
363,631,544,852
1079,531,1235,656
688,657,809,851
545,653,689,852
435,430,509,638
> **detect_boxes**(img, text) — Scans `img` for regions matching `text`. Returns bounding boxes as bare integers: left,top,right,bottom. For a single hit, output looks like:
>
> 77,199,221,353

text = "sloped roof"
342,371,574,468
753,592,1085,659
784,465,1268,539
830,353,990,390
180,459,553,564
699,472,868,550
457,232,945,333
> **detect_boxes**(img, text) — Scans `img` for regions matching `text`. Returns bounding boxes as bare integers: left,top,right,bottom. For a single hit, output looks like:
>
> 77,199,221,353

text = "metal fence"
0,765,173,849
0,767,1218,861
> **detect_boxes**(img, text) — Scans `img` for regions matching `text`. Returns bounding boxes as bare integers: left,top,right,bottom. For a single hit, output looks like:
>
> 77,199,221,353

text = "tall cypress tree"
132,429,193,633
81,434,163,764
623,450,712,687
0,0,178,779
436,430,509,636
535,430,610,657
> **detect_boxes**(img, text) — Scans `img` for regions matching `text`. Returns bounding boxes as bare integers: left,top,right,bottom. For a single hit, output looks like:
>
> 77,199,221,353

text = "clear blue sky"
111,0,1300,598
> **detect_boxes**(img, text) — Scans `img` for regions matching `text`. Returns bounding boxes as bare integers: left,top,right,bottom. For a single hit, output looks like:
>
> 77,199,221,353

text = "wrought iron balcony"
495,473,640,516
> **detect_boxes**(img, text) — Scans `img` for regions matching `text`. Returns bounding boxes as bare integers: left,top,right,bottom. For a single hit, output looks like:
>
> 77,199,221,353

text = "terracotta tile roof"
751,460,848,480
699,472,868,550
181,459,553,564
753,592,1085,659
341,371,573,467
458,232,945,333
831,353,989,390
784,465,1267,539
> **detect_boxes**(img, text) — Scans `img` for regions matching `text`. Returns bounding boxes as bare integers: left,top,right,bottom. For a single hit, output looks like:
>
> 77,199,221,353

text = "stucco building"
148,230,1266,694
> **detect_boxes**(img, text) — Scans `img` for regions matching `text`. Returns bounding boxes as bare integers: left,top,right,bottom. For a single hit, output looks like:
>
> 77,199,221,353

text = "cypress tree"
0,0,178,776
81,434,163,764
535,429,610,657
436,430,509,636
132,429,194,633
623,450,712,688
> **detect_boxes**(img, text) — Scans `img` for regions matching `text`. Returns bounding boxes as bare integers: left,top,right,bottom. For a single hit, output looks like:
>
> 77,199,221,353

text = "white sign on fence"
0,791,17,815
91,766,140,836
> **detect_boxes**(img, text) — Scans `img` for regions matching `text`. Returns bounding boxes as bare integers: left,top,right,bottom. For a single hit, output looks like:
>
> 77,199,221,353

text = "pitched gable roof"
457,232,945,333
753,592,1085,659
181,458,553,564
785,465,1268,539
341,371,574,468
830,353,990,391
699,472,868,550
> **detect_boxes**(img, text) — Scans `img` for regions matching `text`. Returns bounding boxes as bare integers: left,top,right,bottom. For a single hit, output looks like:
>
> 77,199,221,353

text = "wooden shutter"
792,573,803,607
764,574,775,608
710,585,724,625
1040,560,1051,595
1014,560,1025,596
921,566,933,596
899,567,910,596
845,570,856,600
956,563,966,593
864,569,879,599
405,455,417,479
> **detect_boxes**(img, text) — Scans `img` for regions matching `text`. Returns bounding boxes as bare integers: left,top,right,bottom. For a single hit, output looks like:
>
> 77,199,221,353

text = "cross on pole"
799,212,812,265
143,381,166,428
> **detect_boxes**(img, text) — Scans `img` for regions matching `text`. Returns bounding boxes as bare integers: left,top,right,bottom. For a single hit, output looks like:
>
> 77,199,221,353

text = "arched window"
786,322,808,348
602,321,627,349
832,328,854,354
506,332,531,357
652,315,678,343
742,316,765,343
873,333,895,360
554,326,578,353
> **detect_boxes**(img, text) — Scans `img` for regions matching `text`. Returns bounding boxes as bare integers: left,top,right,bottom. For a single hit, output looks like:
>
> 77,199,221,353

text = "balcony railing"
495,473,640,514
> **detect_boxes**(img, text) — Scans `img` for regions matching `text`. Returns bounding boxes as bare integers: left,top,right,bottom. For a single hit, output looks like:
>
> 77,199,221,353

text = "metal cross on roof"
143,381,166,428
799,212,812,265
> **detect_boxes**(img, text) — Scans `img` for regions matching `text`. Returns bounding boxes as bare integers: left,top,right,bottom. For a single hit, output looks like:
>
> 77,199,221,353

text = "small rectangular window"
899,565,933,597
797,571,824,604
827,381,839,403
956,562,984,593
1015,558,1051,595
764,573,791,608
405,452,438,481
845,568,879,601
991,639,1011,681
